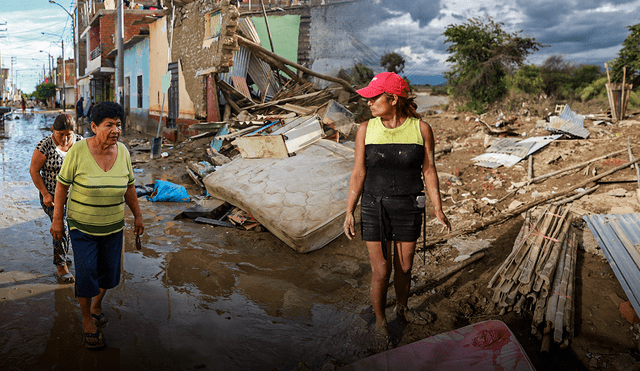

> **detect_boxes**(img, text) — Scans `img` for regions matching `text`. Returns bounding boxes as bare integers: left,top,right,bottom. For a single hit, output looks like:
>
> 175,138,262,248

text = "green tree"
506,64,543,94
380,52,405,74
34,82,56,101
540,55,573,98
443,16,545,113
611,22,640,87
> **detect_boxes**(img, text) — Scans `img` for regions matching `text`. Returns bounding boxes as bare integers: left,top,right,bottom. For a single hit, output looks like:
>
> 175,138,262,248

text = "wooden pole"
528,148,630,185
621,66,627,120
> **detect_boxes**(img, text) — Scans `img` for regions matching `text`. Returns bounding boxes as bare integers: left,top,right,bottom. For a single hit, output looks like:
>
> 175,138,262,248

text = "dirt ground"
114,95,640,370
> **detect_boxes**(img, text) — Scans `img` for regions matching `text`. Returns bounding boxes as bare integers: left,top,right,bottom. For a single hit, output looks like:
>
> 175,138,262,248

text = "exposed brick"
619,301,640,324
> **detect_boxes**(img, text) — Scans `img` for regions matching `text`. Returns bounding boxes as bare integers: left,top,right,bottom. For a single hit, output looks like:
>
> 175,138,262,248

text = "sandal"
83,330,105,349
373,319,390,350
396,304,435,325
55,271,75,284
91,313,108,327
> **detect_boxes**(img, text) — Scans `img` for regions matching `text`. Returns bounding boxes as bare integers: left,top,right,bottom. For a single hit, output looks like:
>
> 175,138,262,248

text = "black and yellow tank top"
363,117,425,196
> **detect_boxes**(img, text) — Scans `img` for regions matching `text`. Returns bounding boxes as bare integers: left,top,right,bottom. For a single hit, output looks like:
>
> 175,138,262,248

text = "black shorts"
360,193,423,242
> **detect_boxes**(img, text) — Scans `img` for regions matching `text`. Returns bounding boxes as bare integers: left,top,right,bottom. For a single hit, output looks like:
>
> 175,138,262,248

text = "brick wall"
99,13,151,57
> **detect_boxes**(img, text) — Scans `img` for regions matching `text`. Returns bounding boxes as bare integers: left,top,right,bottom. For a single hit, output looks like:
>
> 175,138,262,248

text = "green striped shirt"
57,139,135,236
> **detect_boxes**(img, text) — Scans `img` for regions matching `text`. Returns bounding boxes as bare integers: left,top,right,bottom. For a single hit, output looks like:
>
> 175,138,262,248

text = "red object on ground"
619,301,640,324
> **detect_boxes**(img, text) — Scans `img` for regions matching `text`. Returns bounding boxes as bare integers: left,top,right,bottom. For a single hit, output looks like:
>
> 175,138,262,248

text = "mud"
0,111,377,371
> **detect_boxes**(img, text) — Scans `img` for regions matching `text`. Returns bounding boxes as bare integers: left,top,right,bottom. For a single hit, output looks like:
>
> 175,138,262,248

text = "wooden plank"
194,217,236,228
235,134,289,158
216,125,261,140
275,103,314,115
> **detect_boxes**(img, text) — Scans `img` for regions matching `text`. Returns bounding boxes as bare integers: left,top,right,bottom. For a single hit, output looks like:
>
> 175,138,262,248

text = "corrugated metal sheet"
231,76,251,98
486,138,535,158
583,213,640,320
547,105,590,139
237,17,261,44
471,153,523,168
473,135,561,168
219,46,251,87
248,53,280,98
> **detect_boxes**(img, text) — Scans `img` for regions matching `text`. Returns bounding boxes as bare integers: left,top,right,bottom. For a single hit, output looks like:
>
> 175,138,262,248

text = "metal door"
167,62,179,128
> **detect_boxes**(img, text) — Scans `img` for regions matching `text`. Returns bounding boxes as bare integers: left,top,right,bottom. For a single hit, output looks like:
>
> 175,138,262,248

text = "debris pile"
488,206,576,351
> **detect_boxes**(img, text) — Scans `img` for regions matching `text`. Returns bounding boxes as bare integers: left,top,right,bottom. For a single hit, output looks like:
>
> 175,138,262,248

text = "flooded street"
0,111,378,371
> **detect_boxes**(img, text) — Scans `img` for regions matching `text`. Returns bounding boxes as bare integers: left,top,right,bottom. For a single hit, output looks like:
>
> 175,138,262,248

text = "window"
137,75,143,108
205,10,222,40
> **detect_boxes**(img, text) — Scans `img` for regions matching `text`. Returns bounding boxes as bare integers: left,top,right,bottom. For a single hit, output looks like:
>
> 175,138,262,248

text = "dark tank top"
363,117,424,196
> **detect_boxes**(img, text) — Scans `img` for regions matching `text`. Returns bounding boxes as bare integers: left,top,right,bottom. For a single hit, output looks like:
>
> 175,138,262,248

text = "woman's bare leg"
366,241,392,330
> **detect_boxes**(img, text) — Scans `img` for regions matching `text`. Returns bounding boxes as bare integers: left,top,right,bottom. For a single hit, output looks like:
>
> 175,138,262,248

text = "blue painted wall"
122,38,156,134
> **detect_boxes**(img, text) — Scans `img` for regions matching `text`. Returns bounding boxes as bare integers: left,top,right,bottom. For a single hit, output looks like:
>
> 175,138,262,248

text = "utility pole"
116,0,124,108
62,39,66,111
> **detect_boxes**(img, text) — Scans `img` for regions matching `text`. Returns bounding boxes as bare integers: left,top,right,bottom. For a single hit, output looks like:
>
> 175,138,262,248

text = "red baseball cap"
356,72,410,98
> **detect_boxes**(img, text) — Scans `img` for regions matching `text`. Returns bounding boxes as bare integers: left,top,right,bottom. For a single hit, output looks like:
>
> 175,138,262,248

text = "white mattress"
203,139,355,253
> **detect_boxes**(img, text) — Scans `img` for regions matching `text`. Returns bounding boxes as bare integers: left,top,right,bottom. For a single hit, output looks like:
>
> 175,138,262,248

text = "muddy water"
0,111,377,370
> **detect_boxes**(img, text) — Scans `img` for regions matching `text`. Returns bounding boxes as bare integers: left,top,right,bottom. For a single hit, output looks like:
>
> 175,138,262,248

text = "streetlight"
42,32,66,111
39,50,54,83
48,0,75,111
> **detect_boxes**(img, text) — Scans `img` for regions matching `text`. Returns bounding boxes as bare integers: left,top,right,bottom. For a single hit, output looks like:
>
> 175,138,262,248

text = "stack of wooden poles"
488,205,577,351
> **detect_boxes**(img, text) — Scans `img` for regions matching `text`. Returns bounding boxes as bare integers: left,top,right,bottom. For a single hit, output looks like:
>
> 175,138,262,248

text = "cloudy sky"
0,0,75,95
362,0,640,82
1,0,639,93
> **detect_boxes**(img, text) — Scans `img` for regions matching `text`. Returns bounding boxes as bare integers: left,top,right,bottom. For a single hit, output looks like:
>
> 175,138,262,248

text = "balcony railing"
90,47,101,60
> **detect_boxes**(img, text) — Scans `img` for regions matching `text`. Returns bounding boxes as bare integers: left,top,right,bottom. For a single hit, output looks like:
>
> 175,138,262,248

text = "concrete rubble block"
619,301,640,324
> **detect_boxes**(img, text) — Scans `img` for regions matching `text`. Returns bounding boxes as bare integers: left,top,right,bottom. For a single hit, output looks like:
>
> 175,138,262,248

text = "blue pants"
70,229,123,298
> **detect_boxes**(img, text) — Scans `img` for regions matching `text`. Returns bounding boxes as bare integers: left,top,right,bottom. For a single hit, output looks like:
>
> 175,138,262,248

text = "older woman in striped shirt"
51,101,144,349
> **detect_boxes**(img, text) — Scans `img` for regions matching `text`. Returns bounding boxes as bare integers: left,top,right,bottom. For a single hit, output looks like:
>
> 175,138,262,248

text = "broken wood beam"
194,217,236,228
551,185,599,206
528,148,630,185
243,90,327,112
420,156,640,249
249,47,307,86
237,35,358,94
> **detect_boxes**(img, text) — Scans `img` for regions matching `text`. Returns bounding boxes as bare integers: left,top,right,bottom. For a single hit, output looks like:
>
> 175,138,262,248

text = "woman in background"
30,113,83,283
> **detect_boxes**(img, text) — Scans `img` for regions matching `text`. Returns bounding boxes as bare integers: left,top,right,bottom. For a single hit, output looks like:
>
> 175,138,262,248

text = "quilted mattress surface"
340,320,536,371
203,139,355,253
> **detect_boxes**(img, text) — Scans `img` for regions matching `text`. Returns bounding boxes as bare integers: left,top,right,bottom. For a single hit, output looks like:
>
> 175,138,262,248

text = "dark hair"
383,93,419,119
52,113,76,131
91,101,125,126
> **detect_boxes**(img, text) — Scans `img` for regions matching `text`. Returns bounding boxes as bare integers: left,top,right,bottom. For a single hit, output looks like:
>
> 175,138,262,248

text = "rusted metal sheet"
547,105,590,139
583,213,640,320
231,76,251,99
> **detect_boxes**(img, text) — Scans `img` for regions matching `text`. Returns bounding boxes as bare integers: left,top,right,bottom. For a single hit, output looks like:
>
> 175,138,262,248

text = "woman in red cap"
344,72,451,341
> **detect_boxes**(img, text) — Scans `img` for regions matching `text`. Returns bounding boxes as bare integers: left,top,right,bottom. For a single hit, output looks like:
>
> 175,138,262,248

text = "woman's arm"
344,122,368,240
124,183,144,236
420,120,451,234
29,149,54,206
50,181,69,240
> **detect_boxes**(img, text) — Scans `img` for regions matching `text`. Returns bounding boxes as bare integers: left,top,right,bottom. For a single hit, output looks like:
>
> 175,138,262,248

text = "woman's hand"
344,212,356,240
42,193,54,208
133,216,144,236
435,209,451,234
50,218,65,241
